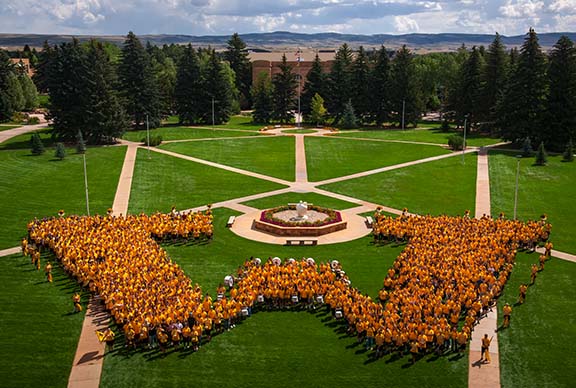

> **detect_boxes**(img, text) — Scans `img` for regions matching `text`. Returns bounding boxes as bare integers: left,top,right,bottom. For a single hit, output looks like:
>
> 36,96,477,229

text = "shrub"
534,142,547,166
76,131,86,154
562,140,574,162
55,142,66,160
30,132,45,155
340,100,358,129
440,119,451,132
26,116,40,125
448,134,465,150
141,135,163,147
522,137,533,157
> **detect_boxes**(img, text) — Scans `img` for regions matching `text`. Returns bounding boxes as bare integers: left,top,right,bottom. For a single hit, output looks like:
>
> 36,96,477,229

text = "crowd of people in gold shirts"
21,208,552,360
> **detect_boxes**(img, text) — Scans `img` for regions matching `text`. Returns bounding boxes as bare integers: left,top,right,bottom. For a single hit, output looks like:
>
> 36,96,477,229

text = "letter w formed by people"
23,212,550,346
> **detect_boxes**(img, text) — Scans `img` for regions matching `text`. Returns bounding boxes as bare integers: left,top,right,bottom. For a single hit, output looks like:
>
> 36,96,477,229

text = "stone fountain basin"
254,209,347,237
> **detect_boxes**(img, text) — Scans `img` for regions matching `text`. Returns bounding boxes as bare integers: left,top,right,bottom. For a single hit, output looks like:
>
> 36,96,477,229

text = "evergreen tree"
451,46,484,127
351,46,371,123
497,29,548,143
341,100,358,129
480,33,509,124
327,44,353,123
118,31,161,129
534,141,548,166
301,54,325,118
272,55,297,124
154,56,177,117
309,93,327,126
390,45,422,127
55,142,66,160
563,139,574,162
30,132,45,155
6,72,24,112
522,137,533,157
0,50,15,121
33,41,55,93
369,46,391,126
251,72,274,124
175,44,203,124
20,74,38,111
546,36,576,150
83,40,127,143
224,33,252,109
76,130,86,154
200,49,233,124
47,39,90,142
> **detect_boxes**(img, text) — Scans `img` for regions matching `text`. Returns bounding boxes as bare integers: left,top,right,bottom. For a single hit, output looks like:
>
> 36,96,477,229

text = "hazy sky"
0,0,574,36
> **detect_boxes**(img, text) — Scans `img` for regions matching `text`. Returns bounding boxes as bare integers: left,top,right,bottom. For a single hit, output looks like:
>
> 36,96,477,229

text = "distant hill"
1,31,575,52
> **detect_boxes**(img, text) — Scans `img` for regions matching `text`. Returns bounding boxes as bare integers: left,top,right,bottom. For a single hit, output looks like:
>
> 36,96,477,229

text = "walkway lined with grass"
12,122,575,388
0,122,48,145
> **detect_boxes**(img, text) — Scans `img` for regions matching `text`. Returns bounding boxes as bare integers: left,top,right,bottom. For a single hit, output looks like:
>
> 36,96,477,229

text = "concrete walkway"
0,122,49,144
469,145,501,388
294,134,308,183
67,297,109,388
111,144,138,216
0,246,21,257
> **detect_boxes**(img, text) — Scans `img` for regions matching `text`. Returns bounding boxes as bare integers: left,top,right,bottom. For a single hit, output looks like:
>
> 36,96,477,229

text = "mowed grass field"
489,151,576,254
121,126,262,142
128,149,287,214
100,208,469,388
305,136,450,182
335,128,503,147
497,252,576,388
0,253,88,388
320,152,477,216
0,146,126,249
161,136,295,181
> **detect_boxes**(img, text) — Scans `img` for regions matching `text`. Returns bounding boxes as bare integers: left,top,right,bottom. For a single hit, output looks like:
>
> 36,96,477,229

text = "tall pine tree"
0,50,15,121
369,46,391,126
224,33,252,109
32,41,55,93
390,45,422,127
479,33,509,125
118,31,161,129
497,28,548,143
175,44,203,124
272,55,297,124
301,54,325,118
351,46,371,123
201,49,233,124
327,44,353,123
251,72,274,124
546,36,576,150
452,46,485,127
83,40,128,143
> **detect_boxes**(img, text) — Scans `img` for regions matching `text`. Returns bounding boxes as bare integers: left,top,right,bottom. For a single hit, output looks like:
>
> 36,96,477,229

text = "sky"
0,0,574,36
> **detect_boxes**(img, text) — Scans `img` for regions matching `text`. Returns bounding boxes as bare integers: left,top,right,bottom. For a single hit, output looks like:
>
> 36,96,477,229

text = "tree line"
0,50,38,121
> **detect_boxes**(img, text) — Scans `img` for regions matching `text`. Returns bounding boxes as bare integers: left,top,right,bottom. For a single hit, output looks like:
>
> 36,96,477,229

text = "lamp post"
513,155,522,220
462,114,468,164
401,99,406,130
212,97,215,128
83,153,90,216
146,114,150,159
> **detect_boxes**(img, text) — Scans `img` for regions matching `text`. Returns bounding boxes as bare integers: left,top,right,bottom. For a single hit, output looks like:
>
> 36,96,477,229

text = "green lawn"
0,125,19,132
305,136,451,182
0,253,88,388
336,128,503,147
489,151,576,254
161,136,295,181
0,146,126,249
320,153,477,216
128,149,287,214
100,208,468,388
121,126,262,143
0,127,53,150
211,115,265,131
498,252,576,388
241,191,359,210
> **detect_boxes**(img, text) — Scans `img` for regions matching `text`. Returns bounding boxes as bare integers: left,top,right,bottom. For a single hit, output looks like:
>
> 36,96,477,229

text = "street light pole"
83,153,90,216
462,115,468,164
513,155,521,220
212,97,215,128
401,99,406,130
146,114,150,160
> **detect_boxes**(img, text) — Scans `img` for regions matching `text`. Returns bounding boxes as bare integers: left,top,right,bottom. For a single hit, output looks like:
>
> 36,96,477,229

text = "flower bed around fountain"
254,205,347,237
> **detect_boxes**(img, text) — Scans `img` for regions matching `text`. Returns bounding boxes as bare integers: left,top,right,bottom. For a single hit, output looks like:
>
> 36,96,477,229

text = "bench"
285,239,318,246
226,216,236,228
365,216,374,228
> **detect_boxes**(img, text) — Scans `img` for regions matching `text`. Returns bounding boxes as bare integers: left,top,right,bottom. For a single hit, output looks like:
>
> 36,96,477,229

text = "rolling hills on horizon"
1,31,575,52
